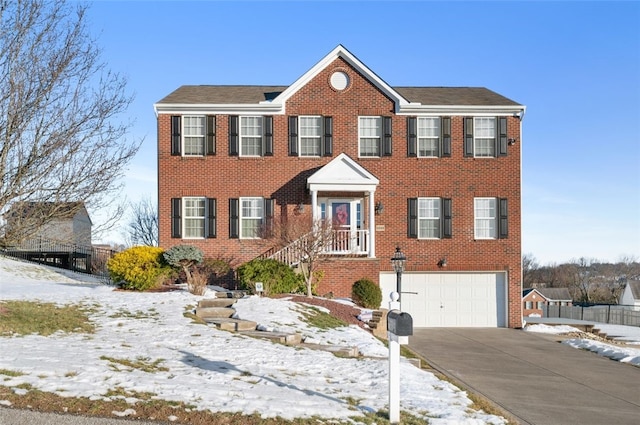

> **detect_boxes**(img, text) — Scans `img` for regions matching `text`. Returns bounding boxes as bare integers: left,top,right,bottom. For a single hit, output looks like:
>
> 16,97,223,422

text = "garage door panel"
379,272,507,328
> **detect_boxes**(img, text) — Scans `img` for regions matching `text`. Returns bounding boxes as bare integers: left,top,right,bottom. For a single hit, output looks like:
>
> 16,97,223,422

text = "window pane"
183,116,205,156
418,117,439,157
474,117,495,157
240,116,263,156
241,198,263,238
359,117,381,156
418,198,440,238
183,197,205,238
300,116,321,156
475,198,496,238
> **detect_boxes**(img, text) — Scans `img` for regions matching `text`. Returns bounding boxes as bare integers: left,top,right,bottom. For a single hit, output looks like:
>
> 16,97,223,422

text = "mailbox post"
387,291,413,424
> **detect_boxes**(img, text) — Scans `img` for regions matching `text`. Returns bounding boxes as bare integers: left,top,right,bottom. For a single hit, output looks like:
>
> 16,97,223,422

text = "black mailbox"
387,310,413,336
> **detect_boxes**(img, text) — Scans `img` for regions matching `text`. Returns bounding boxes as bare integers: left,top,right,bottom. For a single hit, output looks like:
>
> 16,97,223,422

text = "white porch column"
368,190,375,258
311,189,318,224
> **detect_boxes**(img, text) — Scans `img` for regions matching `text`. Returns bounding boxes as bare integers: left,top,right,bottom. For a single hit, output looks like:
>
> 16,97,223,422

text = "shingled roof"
156,85,520,107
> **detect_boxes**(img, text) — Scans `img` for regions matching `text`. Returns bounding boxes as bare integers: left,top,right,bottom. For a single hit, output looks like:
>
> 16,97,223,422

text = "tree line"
523,254,640,304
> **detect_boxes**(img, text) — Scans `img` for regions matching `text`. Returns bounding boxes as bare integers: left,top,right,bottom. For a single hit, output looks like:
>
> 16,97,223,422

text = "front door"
327,199,362,253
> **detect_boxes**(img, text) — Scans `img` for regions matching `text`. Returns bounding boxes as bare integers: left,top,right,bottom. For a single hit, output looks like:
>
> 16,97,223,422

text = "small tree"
261,213,334,297
163,245,204,285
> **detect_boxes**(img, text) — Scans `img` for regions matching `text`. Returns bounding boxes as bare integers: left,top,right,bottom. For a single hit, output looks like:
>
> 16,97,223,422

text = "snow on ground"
524,323,640,366
0,256,504,424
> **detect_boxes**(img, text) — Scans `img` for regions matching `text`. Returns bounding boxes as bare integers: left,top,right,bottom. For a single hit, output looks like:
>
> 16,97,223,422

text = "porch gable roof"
307,153,379,192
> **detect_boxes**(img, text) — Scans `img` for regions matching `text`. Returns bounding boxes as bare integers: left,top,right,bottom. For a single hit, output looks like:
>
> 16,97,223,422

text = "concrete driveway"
409,328,640,425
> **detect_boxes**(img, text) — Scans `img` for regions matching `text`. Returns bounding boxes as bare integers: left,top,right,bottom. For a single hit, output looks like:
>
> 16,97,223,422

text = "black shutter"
323,116,333,156
263,116,273,156
171,116,181,156
408,198,418,238
464,117,474,157
442,198,452,238
229,116,239,156
171,198,181,238
498,198,508,239
264,198,275,238
497,117,508,157
288,116,298,156
207,198,216,238
229,198,239,238
206,115,216,155
407,117,417,157
441,117,451,157
382,116,392,156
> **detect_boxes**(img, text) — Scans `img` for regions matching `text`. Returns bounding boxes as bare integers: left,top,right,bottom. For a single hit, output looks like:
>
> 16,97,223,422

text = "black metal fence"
1,236,116,276
543,304,640,327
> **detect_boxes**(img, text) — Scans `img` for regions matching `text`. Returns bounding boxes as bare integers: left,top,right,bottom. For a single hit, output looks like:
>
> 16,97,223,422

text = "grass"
0,384,429,424
99,355,169,373
0,300,95,336
298,306,347,330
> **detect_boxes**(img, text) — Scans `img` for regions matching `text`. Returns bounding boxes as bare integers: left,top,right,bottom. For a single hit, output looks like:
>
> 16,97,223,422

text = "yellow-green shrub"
107,246,172,291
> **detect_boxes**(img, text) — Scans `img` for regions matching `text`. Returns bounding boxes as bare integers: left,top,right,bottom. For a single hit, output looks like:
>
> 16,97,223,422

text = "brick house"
522,288,573,317
155,45,525,328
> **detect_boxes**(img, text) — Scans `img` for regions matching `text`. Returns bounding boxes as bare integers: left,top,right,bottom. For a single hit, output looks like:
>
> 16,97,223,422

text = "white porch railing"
264,229,369,266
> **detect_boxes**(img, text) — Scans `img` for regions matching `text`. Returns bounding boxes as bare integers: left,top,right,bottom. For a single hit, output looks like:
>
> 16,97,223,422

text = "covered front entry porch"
307,153,380,258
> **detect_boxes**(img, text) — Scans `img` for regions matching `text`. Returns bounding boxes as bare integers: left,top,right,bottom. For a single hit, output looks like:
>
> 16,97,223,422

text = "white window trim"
183,196,206,239
182,115,205,157
417,197,441,239
473,117,496,158
474,197,497,239
358,116,381,158
240,116,263,157
417,117,440,158
239,197,263,239
299,115,322,157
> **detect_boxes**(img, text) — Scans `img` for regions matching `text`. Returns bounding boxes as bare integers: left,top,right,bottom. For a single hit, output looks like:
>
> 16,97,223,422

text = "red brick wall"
157,57,523,327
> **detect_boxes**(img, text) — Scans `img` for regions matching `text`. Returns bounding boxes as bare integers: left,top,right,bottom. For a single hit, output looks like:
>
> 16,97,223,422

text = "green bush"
237,258,304,296
351,278,382,309
163,245,204,283
107,246,172,291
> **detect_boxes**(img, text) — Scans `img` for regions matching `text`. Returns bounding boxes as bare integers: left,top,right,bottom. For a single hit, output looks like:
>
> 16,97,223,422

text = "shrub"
237,258,305,296
107,246,171,291
351,278,382,309
163,245,204,284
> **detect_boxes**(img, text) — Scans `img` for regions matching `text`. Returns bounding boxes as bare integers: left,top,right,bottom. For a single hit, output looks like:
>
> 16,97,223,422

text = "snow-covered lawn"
524,323,640,366
0,256,505,424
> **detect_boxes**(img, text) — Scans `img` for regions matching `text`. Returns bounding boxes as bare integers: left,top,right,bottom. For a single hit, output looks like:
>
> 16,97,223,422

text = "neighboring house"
620,281,640,309
522,288,573,317
154,45,525,328
4,201,92,247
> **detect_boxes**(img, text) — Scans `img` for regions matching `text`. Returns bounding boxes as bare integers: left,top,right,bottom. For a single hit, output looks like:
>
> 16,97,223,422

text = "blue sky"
85,0,640,265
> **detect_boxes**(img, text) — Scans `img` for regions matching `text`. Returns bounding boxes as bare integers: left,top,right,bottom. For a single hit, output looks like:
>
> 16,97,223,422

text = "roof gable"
626,281,640,300
307,153,379,192
273,45,410,112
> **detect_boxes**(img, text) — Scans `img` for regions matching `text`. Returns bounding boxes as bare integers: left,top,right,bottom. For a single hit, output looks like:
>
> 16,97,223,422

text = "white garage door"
379,272,507,327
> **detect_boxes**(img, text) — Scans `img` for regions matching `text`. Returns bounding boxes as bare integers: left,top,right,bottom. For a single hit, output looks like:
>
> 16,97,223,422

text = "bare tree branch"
124,197,158,247
0,0,140,245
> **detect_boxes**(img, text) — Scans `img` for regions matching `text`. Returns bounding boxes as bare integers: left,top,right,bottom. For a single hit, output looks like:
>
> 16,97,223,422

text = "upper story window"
359,116,392,157
241,116,263,156
408,197,452,239
299,116,322,156
464,117,508,158
228,116,273,157
170,197,216,239
418,117,440,157
474,197,508,239
183,116,205,156
170,115,215,157
407,116,451,158
288,116,333,157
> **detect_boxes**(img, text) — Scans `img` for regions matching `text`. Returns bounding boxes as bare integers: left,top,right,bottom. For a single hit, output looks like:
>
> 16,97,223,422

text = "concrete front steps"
193,292,360,357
